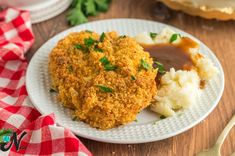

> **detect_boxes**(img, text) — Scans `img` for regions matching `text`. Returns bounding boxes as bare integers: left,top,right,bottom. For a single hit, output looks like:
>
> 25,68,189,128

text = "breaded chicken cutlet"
49,31,157,130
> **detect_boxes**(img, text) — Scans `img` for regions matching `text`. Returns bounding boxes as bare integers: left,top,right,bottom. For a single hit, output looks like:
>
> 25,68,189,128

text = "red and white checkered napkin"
0,8,92,156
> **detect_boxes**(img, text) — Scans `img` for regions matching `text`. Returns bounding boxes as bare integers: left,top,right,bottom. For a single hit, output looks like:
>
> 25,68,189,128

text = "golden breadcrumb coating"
49,31,157,129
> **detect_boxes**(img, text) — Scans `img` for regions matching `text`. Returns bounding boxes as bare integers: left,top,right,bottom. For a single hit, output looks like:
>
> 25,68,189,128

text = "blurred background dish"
0,0,72,23
159,0,235,20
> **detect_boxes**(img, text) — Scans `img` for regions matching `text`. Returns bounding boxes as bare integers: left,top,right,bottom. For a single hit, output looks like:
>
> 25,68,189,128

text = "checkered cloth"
0,8,92,156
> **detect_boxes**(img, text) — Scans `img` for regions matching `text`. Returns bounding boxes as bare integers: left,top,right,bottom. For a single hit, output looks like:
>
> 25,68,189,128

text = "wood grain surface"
27,0,235,155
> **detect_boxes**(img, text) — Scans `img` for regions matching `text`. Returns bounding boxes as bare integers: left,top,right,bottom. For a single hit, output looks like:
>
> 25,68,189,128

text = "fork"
196,114,235,156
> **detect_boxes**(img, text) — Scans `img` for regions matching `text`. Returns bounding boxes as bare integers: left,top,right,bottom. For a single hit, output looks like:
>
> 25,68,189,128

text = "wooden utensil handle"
216,114,235,149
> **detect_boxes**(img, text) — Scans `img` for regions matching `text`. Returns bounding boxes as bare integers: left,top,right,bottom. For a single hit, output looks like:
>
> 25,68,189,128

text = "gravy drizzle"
142,37,198,71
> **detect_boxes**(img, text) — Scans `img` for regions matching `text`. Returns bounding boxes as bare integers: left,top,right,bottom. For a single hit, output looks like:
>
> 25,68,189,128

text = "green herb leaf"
96,85,113,93
84,37,96,47
134,119,138,122
67,65,73,73
84,0,97,16
170,33,180,43
160,115,166,119
150,32,157,40
67,0,88,26
67,0,111,26
75,44,83,50
76,37,97,53
131,75,136,80
99,56,117,71
85,30,93,33
72,116,78,121
154,61,165,74
140,59,150,70
104,64,117,71
100,32,105,42
118,35,126,39
67,0,110,26
94,45,103,52
49,88,57,93
99,56,110,65
71,0,79,8
94,0,111,12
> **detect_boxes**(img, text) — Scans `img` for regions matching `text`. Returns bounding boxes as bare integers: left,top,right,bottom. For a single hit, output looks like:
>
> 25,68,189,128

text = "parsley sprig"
150,32,157,40
131,75,136,80
67,0,112,26
160,115,166,119
170,34,181,43
75,44,83,50
84,37,96,47
49,88,57,93
118,35,126,39
99,56,117,71
67,0,87,26
75,37,104,53
67,65,74,73
96,85,113,93
154,61,165,74
139,59,150,71
100,32,106,42
94,45,103,52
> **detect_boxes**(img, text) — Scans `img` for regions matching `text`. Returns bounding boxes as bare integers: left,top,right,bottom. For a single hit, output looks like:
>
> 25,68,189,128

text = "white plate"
2,0,72,24
26,19,224,144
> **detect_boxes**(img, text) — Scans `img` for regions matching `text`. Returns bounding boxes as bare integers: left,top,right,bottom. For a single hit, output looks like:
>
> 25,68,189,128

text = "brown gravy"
142,37,198,71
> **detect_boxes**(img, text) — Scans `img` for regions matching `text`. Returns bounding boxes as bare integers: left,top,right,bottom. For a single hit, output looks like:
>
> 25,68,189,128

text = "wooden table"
28,0,235,155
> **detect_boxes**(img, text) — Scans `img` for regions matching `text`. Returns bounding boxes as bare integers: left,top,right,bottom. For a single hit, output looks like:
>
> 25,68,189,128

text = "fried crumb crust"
49,31,157,130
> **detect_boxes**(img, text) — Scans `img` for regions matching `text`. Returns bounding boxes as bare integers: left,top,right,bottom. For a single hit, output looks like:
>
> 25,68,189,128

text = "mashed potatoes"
135,28,218,117
49,31,157,129
151,68,201,116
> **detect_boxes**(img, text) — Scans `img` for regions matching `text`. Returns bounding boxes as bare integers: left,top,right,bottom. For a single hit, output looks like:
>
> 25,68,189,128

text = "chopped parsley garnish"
72,116,77,121
154,61,165,74
119,35,126,39
75,44,83,50
75,37,98,53
160,115,166,119
140,59,150,70
67,65,73,73
170,33,181,43
49,88,57,93
100,32,105,42
67,6,87,26
94,45,103,52
67,0,112,26
99,56,110,64
84,37,96,47
99,56,117,71
96,48,103,52
150,32,157,40
85,30,93,33
104,64,118,71
131,75,136,80
96,85,113,93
